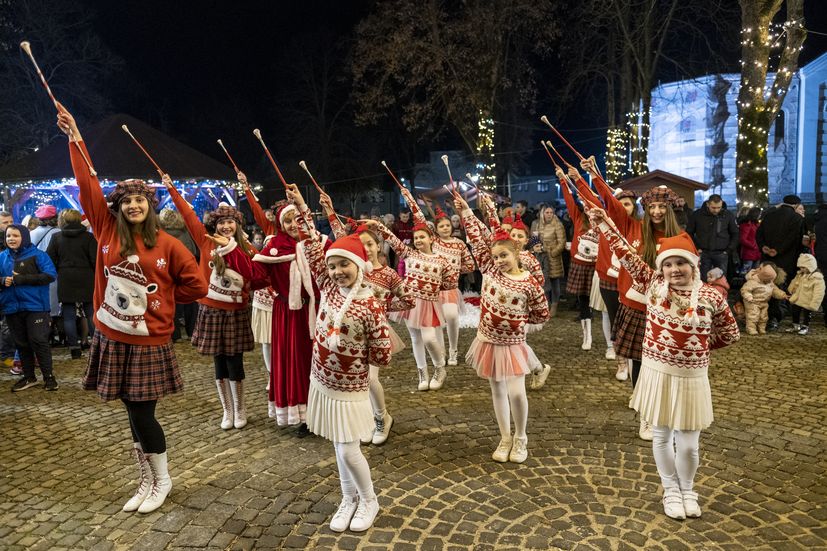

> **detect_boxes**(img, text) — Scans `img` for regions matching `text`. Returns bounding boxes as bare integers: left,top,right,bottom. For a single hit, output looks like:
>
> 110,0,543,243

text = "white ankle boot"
639,419,653,441
215,379,233,430
429,365,447,390
137,452,172,513
229,380,247,429
122,443,152,512
447,349,458,366
605,346,616,360
417,367,429,391
581,319,592,350
529,364,551,390
615,358,629,381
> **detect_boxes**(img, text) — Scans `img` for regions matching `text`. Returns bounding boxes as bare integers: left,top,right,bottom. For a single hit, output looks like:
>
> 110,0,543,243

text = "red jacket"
739,221,761,262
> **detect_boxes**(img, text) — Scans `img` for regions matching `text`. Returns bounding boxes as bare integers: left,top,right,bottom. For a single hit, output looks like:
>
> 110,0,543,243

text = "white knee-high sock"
368,364,386,416
489,379,511,439
442,302,460,352
674,430,701,491
407,325,428,369
334,441,375,501
601,311,613,349
420,326,446,367
506,375,528,439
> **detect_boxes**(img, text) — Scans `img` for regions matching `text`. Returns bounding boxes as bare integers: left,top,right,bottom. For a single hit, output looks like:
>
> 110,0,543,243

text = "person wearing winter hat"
741,262,789,335
285,184,391,533
30,204,61,335
588,207,740,521
166,181,268,431
58,105,207,514
1,224,58,392
453,193,550,464
320,192,414,446
787,253,825,335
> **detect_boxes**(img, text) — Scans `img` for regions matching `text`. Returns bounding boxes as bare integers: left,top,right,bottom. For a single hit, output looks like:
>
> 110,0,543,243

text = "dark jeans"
123,399,166,453
547,277,562,305
62,302,94,349
6,311,53,379
0,316,15,360
172,303,198,341
700,251,728,282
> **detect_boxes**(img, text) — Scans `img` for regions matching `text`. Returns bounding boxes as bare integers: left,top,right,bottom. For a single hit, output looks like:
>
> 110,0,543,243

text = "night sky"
80,0,827,184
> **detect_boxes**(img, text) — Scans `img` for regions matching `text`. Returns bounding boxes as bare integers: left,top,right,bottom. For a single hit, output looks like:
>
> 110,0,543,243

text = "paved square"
1,315,825,550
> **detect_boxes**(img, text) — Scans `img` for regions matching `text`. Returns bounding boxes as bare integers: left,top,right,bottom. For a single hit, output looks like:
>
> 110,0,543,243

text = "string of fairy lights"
475,111,497,191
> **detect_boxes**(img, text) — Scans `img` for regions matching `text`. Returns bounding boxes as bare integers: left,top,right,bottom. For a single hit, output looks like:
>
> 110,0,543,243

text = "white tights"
489,376,528,439
406,323,446,370
333,441,375,500
601,311,613,349
368,364,386,417
652,426,701,491
441,303,460,353
262,343,272,391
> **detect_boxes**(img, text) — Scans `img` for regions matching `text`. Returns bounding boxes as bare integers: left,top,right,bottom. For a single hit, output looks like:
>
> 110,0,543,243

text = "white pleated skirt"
589,271,606,311
306,378,375,443
629,363,713,431
251,305,272,344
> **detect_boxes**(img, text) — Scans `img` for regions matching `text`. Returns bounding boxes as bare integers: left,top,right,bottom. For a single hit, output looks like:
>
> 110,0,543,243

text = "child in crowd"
589,208,739,520
287,184,390,532
705,267,729,300
741,262,788,335
787,253,825,335
455,194,550,463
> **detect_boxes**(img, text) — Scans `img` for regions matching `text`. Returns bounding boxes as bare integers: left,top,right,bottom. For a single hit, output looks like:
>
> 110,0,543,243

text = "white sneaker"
447,349,458,366
798,325,810,336
329,496,358,532
372,412,393,445
360,429,374,444
417,367,429,391
509,437,528,463
681,489,701,518
639,419,653,441
580,319,592,350
529,364,551,390
492,436,513,463
662,487,686,520
615,359,629,381
605,347,616,360
349,497,379,532
429,366,447,390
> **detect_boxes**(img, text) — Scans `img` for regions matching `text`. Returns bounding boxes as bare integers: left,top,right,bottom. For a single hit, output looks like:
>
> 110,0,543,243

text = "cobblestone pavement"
1,312,825,550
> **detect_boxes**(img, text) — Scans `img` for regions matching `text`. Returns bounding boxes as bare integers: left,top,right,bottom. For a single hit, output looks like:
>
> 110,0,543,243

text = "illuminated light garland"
475,111,497,191
605,127,626,185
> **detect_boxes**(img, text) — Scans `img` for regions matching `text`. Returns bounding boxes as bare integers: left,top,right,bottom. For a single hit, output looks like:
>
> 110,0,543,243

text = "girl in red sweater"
166,184,266,430
58,106,207,514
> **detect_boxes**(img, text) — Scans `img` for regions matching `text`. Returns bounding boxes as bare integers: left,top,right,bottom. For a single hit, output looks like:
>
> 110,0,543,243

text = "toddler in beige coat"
740,262,788,335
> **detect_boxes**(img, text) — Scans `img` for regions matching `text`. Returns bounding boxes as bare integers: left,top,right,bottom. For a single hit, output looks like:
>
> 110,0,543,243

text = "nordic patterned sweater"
69,141,207,345
479,202,544,285
598,222,740,374
408,204,475,289
380,226,456,302
297,205,392,396
462,209,549,345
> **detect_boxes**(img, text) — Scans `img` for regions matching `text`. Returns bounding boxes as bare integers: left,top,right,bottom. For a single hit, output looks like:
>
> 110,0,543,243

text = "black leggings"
214,354,245,381
599,287,620,329
577,295,592,320
123,399,166,454
631,360,642,388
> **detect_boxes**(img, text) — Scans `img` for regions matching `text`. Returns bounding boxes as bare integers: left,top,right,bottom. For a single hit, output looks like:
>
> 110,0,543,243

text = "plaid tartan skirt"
598,276,618,291
613,303,646,361
83,332,183,402
566,261,595,296
192,304,255,356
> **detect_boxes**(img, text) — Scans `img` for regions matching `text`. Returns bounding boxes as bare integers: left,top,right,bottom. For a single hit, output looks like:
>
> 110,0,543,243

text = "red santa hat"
35,205,57,219
510,214,528,233
501,215,514,226
276,203,297,230
492,226,512,242
412,221,432,235
434,206,450,221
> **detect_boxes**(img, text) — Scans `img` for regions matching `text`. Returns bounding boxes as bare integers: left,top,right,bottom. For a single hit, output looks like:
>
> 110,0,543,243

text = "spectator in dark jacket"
814,204,827,326
514,200,536,230
1,224,58,391
159,208,199,341
756,194,807,328
46,209,97,359
685,194,739,280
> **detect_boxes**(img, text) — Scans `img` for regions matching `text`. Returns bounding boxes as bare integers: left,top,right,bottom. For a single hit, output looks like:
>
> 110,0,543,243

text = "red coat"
739,221,761,262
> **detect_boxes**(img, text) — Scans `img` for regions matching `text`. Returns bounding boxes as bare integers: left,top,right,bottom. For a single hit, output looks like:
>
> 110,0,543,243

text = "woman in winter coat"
530,206,566,316
47,209,97,359
1,224,58,391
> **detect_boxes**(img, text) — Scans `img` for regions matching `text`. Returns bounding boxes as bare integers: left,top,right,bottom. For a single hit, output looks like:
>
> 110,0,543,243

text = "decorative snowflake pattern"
150,299,161,311
101,245,110,254
156,258,167,269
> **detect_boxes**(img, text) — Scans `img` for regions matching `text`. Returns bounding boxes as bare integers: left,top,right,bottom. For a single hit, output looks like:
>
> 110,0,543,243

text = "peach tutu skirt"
388,323,406,354
465,338,542,382
397,297,445,329
439,288,465,315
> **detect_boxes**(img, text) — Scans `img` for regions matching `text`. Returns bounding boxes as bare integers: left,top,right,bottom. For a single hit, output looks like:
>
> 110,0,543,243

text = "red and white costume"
253,204,329,426
461,209,549,380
